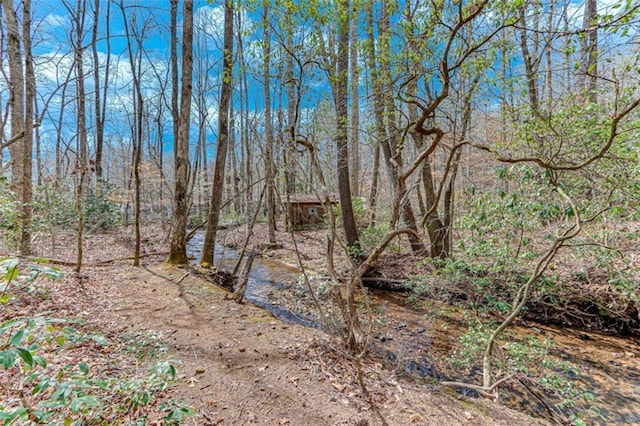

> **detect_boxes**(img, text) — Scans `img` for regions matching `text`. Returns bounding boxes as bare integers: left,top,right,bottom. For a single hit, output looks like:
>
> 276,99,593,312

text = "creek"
187,234,640,424
187,233,321,329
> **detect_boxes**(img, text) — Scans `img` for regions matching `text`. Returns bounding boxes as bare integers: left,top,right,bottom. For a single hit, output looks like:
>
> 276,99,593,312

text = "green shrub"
0,180,22,250
35,181,122,232
0,259,193,424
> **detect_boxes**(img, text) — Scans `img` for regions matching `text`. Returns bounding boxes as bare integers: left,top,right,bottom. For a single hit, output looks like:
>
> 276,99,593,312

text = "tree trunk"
365,0,425,256
237,30,252,219
120,1,145,266
544,1,553,110
2,0,26,249
421,159,447,258
200,0,234,266
92,0,110,181
579,0,598,102
262,0,277,245
367,141,380,226
168,0,194,265
284,12,296,231
518,6,539,112
231,247,255,303
335,0,360,255
229,101,240,216
349,2,360,197
21,0,34,256
72,0,88,274
54,73,71,182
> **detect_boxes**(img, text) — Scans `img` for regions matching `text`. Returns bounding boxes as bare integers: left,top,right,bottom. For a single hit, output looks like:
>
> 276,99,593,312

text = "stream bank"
191,227,640,425
16,228,548,425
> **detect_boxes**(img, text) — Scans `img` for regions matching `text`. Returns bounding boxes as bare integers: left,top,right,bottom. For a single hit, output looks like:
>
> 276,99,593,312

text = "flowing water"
371,291,640,424
187,234,321,329
187,235,640,424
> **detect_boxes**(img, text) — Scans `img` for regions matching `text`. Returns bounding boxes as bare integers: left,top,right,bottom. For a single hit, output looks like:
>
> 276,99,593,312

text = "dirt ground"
2,227,550,425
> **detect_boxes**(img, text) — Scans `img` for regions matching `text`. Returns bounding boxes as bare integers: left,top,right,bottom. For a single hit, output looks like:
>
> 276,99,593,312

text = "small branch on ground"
20,252,168,267
230,247,255,303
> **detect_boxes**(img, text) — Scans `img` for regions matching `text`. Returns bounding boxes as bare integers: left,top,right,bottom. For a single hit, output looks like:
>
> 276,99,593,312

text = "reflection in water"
187,233,640,423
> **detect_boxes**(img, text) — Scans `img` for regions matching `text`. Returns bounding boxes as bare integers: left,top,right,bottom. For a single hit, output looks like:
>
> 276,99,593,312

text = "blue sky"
4,0,637,176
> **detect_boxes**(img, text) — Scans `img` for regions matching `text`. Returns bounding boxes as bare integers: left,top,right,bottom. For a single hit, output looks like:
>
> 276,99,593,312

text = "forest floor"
0,225,552,425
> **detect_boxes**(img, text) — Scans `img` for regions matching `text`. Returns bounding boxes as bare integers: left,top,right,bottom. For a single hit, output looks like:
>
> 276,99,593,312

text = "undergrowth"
0,258,193,425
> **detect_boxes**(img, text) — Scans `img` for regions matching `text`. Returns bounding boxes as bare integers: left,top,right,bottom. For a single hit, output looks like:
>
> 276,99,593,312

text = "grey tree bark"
92,0,110,180
168,0,194,265
200,0,234,266
349,1,360,197
65,0,89,273
1,0,30,255
21,0,34,256
365,0,425,256
335,0,361,255
119,0,146,266
262,0,277,245
579,0,598,101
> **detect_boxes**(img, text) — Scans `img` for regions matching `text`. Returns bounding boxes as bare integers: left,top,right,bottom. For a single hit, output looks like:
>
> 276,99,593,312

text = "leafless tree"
168,0,194,265
200,0,234,266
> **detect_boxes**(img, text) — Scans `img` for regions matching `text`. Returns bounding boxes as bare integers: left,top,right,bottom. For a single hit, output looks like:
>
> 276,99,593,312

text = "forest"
1,0,639,424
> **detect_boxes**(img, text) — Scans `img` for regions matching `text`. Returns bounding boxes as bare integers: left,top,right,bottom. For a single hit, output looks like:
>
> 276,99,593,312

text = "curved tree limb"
469,96,640,171
481,187,581,389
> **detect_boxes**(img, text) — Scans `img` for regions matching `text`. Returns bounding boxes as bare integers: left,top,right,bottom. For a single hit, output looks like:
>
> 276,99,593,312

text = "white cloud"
41,12,67,29
194,4,253,45
565,0,632,28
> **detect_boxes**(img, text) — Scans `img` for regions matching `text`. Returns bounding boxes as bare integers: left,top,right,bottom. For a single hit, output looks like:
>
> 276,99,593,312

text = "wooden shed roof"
282,194,339,204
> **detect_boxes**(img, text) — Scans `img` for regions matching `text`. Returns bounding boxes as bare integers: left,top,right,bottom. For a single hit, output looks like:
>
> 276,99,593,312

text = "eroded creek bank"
187,233,640,424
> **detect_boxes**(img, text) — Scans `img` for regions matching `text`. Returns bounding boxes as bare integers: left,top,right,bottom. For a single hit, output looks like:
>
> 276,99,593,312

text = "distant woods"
0,0,639,271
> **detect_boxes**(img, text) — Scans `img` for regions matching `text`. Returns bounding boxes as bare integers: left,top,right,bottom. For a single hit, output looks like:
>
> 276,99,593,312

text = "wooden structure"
283,194,338,230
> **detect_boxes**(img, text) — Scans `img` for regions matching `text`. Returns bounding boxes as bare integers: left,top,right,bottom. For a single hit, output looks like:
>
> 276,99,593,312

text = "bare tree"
365,1,425,256
518,3,540,112
262,0,277,245
579,0,598,101
192,14,215,218
200,0,234,266
334,0,361,255
236,23,252,219
120,2,149,266
21,0,34,255
168,0,194,265
2,0,24,195
63,0,90,273
1,0,33,255
283,10,296,230
91,0,111,180
349,1,360,197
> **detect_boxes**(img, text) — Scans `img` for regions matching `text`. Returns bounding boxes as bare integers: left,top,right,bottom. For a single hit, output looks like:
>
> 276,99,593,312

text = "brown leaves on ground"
0,226,547,425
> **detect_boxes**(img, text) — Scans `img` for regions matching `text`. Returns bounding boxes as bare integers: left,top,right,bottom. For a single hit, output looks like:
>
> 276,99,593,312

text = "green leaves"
0,350,16,369
0,318,24,333
69,395,101,413
10,328,26,346
15,348,34,368
0,407,27,425
0,244,191,425
0,315,190,424
0,258,19,283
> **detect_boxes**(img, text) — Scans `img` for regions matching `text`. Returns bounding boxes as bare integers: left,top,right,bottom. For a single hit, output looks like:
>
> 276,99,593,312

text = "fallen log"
230,247,255,303
361,277,409,292
20,251,168,267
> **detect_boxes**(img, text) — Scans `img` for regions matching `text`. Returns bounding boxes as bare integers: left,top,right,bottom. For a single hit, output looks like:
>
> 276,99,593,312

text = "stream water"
187,234,321,329
187,235,640,424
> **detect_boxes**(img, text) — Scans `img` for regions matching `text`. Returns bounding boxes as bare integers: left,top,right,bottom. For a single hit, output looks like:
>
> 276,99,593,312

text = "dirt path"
7,229,548,424
102,261,546,425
